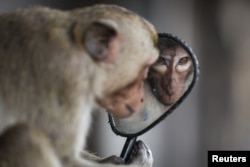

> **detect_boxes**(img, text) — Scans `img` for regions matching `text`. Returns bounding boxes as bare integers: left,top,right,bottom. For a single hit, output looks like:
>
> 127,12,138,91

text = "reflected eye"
176,57,191,73
151,56,169,73
178,57,189,65
154,57,165,65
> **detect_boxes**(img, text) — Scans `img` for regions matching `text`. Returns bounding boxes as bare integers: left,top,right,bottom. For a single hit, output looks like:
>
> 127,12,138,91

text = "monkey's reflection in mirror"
111,35,194,134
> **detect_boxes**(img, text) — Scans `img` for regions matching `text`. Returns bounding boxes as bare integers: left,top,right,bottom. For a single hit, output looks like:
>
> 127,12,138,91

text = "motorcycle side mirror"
108,33,200,162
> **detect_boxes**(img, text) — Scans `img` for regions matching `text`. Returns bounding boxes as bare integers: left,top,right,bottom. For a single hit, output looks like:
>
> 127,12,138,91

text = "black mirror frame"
108,33,200,138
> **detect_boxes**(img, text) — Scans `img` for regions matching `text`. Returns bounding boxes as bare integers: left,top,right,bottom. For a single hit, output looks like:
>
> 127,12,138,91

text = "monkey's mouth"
125,104,136,115
157,93,179,106
161,101,174,106
110,104,136,119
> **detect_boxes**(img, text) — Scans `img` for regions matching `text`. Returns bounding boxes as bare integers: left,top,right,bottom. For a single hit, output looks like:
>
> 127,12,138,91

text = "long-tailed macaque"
0,4,159,167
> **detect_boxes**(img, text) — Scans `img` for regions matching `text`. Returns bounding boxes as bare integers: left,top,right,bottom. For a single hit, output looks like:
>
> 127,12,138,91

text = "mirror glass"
108,33,199,136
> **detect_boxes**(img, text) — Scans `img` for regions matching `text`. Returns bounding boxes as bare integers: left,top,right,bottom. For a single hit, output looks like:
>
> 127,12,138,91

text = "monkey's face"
148,46,192,106
97,55,158,118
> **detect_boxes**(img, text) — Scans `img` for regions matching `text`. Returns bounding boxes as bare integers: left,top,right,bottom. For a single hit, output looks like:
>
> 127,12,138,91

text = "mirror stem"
120,136,137,163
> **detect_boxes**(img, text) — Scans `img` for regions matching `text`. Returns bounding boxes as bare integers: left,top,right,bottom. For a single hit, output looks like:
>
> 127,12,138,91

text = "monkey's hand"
127,140,153,167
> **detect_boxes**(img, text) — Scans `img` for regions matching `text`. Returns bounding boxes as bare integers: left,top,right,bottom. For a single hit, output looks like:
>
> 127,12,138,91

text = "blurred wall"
195,0,250,166
1,0,250,167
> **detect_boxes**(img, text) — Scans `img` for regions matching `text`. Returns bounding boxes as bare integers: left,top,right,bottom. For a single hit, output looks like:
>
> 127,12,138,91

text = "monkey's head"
148,37,193,106
75,5,159,118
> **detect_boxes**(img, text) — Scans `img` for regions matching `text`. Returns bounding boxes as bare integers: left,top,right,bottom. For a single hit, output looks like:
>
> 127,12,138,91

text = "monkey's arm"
0,123,61,167
82,151,125,164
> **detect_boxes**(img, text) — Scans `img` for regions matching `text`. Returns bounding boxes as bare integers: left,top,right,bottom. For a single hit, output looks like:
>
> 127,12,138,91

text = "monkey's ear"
83,21,120,62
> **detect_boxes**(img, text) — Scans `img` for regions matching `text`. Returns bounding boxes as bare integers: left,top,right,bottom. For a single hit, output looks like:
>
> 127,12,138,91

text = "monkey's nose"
141,98,144,102
166,85,175,96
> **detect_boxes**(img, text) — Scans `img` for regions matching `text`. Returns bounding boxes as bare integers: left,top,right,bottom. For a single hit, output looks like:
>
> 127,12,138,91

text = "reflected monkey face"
108,33,199,136
148,37,193,106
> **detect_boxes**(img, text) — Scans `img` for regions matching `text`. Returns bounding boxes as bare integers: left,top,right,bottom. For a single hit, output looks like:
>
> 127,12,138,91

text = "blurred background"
1,0,250,166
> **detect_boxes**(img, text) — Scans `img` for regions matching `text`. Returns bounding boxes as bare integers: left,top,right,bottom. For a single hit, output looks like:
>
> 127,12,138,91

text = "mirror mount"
120,137,137,162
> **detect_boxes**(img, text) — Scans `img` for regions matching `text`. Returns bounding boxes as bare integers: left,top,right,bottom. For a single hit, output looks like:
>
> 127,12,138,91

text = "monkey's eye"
178,57,189,65
154,57,165,66
152,56,169,73
176,56,192,73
